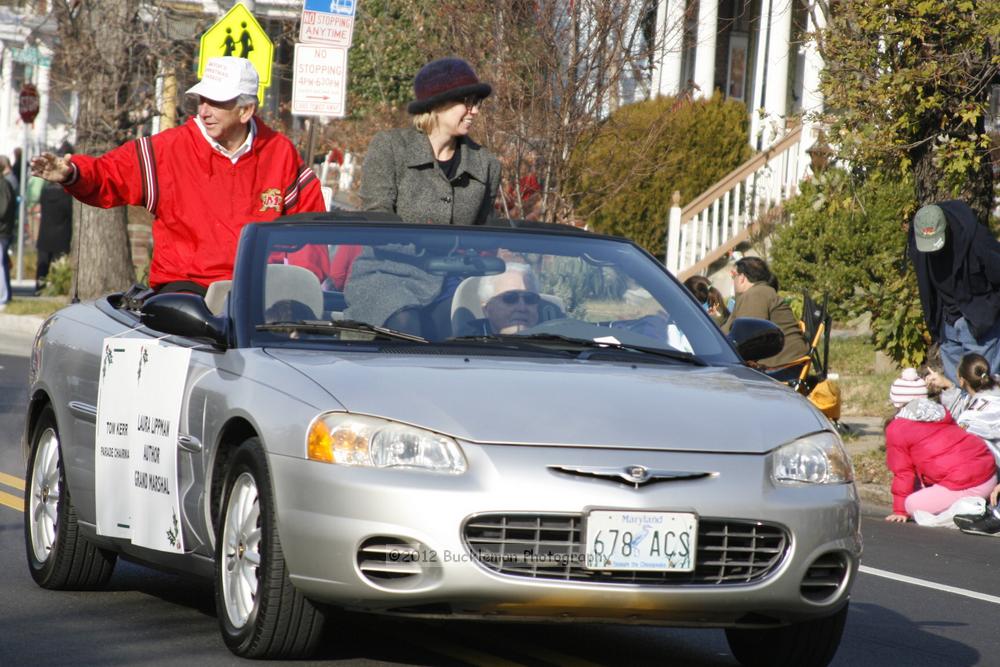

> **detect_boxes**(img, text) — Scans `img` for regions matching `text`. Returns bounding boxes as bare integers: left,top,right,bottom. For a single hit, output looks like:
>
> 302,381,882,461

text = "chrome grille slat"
463,514,789,586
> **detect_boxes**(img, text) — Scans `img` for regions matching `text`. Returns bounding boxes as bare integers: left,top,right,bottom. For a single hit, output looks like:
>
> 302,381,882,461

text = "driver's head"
479,263,540,334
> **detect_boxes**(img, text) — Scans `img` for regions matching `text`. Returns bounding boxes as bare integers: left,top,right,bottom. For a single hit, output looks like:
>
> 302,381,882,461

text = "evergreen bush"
564,93,751,259
42,255,73,296
770,168,915,319
769,167,928,367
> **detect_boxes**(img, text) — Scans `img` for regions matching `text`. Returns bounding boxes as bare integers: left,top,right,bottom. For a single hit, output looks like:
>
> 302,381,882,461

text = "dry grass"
828,335,897,420
851,446,893,485
3,296,68,317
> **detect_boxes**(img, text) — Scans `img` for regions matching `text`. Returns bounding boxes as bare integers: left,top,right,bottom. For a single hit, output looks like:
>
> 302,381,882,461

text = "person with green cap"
909,201,1000,384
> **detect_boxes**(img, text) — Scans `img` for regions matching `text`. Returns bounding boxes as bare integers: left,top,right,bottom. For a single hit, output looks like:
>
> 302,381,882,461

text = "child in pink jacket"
884,368,997,522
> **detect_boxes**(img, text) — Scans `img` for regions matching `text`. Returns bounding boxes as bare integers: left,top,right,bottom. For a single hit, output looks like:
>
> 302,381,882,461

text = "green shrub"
41,255,72,296
854,269,929,369
564,93,751,259
770,168,915,321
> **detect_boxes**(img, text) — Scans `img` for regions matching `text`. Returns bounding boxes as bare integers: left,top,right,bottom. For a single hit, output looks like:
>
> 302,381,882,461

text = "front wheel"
214,437,325,658
24,404,117,589
725,603,849,667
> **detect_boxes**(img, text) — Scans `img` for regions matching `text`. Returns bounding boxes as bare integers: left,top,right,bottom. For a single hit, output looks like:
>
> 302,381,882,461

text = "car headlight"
771,432,853,485
306,413,467,474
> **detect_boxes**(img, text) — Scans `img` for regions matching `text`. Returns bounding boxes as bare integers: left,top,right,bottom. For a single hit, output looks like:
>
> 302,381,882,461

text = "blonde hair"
411,110,438,134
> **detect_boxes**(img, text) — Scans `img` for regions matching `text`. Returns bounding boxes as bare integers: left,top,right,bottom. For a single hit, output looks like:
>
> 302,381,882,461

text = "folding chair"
782,292,828,394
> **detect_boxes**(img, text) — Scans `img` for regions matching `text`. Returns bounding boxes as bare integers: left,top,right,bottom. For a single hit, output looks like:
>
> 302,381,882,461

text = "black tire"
24,404,117,589
214,437,326,658
726,603,849,667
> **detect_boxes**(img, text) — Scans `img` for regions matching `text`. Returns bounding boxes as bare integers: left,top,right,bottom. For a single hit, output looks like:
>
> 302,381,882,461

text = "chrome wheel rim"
221,472,261,628
29,428,61,563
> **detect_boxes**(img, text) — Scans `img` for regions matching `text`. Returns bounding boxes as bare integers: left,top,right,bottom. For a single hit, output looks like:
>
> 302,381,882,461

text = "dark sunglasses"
499,291,540,306
463,95,485,110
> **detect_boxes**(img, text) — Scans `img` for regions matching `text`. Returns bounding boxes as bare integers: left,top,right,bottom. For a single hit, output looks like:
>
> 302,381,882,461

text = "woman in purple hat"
336,58,503,335
359,57,501,225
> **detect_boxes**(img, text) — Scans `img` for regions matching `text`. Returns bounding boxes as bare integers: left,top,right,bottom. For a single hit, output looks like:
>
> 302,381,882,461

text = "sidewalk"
1,282,47,339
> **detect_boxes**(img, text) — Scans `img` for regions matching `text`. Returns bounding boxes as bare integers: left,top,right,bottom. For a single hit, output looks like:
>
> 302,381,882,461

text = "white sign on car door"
291,43,347,117
95,338,190,552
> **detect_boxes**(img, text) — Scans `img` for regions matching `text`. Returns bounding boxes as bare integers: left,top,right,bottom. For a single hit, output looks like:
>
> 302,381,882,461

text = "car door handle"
177,434,203,453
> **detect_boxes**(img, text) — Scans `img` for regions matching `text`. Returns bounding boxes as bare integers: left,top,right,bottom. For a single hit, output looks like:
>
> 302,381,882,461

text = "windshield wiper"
448,333,706,365
256,319,428,343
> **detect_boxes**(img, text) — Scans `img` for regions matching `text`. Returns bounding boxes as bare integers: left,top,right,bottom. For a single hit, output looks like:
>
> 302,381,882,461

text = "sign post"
15,84,40,284
296,0,359,206
293,1,356,119
198,2,274,104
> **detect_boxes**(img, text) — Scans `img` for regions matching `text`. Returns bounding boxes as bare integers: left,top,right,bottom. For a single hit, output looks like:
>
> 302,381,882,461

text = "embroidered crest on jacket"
259,188,282,212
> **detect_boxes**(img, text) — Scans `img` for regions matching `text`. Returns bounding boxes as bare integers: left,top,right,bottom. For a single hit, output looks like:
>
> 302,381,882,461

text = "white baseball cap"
186,57,259,102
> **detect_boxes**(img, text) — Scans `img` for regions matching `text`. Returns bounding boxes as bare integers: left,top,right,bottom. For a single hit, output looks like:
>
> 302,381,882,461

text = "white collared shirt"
194,116,256,164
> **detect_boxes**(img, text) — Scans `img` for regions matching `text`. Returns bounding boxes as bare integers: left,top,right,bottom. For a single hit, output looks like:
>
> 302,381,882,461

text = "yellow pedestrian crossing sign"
198,2,273,100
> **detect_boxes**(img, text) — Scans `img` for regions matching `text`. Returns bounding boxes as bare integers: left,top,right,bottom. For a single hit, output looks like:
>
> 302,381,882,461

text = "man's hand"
30,152,73,184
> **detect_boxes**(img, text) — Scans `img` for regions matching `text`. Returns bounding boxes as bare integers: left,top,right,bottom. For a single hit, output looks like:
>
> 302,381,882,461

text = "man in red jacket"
30,57,328,295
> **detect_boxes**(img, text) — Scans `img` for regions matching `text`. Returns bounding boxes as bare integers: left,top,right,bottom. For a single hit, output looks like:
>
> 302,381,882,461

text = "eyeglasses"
499,291,540,306
463,95,485,110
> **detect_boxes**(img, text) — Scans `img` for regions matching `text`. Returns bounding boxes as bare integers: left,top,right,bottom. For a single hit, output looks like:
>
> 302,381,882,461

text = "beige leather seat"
204,280,232,315
450,276,485,335
264,264,324,321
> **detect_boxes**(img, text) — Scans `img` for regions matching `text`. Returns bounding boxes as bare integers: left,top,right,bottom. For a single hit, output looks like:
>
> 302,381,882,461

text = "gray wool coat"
359,127,501,226
346,128,503,327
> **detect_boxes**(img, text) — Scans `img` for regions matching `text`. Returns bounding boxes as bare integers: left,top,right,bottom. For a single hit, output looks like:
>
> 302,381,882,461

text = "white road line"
860,565,1000,605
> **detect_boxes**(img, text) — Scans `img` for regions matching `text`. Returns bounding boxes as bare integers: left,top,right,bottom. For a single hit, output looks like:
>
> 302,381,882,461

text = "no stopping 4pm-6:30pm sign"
291,44,347,117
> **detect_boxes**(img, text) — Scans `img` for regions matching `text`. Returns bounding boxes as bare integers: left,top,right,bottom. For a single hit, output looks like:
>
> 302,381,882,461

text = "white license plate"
584,510,697,571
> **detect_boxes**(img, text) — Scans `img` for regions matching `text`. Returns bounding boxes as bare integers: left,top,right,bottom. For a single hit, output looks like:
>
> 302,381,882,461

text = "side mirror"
728,317,784,362
140,293,228,347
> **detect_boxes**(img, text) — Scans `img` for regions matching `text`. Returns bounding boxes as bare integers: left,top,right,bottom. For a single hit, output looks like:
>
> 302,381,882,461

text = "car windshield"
243,223,740,364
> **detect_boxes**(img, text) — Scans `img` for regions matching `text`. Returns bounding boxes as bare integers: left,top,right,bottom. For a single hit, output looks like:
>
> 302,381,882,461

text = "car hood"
266,349,828,454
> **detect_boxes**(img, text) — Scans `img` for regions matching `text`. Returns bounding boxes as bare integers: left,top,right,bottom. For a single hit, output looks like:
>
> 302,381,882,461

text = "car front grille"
462,513,788,585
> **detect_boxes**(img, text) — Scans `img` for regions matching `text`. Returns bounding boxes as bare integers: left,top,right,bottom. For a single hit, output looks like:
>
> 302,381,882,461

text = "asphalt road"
3,335,1000,666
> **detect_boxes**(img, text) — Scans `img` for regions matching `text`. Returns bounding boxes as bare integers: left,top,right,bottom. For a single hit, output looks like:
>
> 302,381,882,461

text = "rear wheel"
24,405,117,589
215,437,325,658
725,603,848,667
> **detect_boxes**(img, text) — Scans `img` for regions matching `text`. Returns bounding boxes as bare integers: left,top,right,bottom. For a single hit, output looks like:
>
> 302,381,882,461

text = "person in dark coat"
360,57,501,225
344,58,503,334
0,156,16,307
909,201,1000,384
35,180,73,292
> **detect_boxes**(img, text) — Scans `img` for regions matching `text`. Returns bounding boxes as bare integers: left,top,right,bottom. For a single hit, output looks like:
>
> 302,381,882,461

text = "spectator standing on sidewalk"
34,180,73,293
0,156,16,309
909,201,1000,384
29,57,327,295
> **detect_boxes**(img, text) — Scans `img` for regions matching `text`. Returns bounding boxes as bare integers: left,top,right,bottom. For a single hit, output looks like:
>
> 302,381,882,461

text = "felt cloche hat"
407,57,492,115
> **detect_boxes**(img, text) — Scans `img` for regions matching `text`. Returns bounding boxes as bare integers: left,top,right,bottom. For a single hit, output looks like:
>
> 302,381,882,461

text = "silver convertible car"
22,214,860,665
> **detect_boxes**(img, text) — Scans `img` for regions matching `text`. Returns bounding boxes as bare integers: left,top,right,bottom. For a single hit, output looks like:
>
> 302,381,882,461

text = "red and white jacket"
64,117,326,288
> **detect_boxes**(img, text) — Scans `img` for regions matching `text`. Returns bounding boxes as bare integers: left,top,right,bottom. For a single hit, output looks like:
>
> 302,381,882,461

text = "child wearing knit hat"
883,367,997,524
889,368,927,408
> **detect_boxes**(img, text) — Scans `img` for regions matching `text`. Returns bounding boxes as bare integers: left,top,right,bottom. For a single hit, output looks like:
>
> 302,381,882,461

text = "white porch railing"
666,124,811,280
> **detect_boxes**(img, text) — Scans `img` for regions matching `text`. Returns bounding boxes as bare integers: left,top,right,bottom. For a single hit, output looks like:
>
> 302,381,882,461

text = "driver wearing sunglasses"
479,263,541,334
